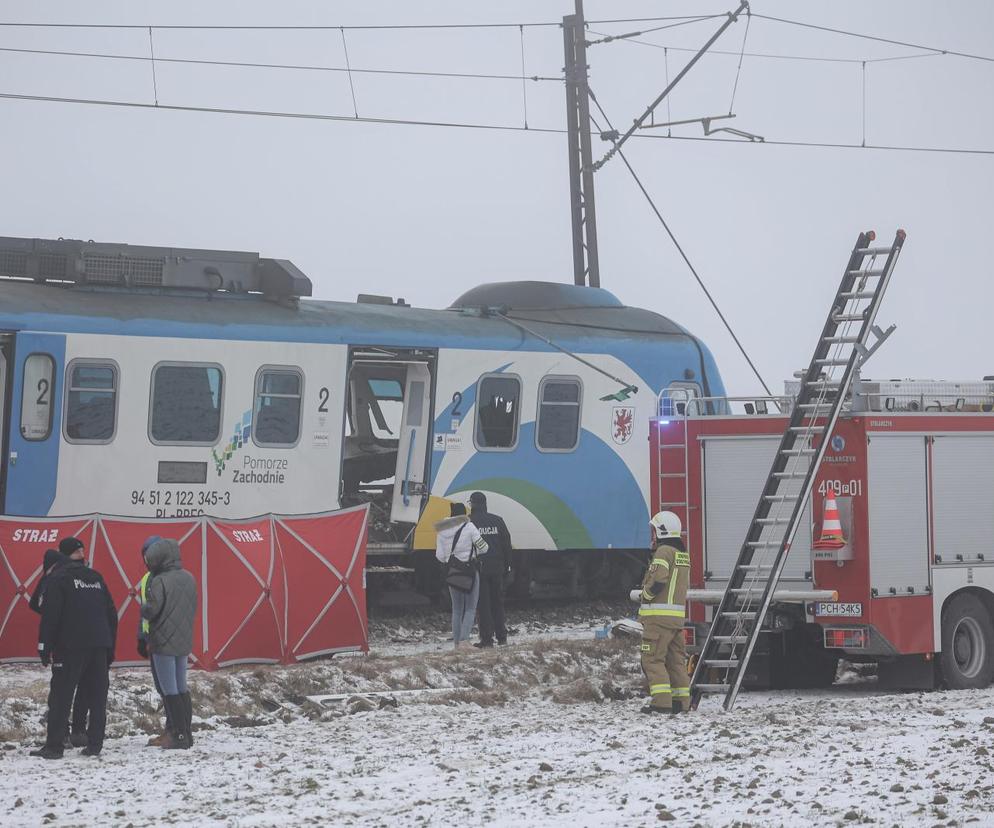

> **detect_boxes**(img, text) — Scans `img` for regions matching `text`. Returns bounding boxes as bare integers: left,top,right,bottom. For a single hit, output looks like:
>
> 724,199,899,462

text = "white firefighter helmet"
649,511,682,541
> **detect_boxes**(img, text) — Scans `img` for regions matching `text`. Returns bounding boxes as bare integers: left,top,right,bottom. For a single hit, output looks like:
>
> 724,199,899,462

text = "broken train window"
475,374,521,450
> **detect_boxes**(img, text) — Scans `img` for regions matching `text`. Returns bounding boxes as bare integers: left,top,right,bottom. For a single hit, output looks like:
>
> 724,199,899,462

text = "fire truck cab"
651,378,994,690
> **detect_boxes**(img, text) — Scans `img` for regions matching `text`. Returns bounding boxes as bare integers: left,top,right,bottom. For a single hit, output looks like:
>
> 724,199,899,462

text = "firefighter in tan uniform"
633,511,691,714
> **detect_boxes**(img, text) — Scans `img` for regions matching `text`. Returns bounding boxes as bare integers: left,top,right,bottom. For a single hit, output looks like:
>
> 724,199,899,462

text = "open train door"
390,362,432,524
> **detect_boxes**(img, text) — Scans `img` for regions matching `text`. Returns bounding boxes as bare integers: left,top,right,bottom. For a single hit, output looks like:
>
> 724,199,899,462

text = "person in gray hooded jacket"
141,538,197,750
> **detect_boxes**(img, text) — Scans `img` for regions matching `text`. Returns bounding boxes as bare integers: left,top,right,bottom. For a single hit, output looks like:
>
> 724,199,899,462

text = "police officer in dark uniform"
30,536,117,759
469,492,513,648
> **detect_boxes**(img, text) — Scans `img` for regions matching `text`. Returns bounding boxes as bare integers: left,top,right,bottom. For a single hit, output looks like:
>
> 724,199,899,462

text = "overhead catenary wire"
146,26,159,106
340,27,359,118
751,12,994,64
492,312,639,394
585,15,724,46
3,89,993,157
2,89,993,157
727,8,751,114
0,44,562,82
1,12,992,63
587,87,773,396
596,13,994,64
6,38,947,75
0,15,718,32
588,33,944,66
519,25,528,129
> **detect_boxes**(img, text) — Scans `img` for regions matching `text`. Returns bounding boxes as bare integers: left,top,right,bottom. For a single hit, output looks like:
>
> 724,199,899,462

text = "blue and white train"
0,236,725,593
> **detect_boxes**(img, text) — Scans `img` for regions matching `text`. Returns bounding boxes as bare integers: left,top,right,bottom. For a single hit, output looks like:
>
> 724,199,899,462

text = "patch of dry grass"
0,635,642,742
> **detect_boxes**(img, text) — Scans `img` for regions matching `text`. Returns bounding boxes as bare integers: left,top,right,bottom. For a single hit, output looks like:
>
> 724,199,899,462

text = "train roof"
0,235,693,350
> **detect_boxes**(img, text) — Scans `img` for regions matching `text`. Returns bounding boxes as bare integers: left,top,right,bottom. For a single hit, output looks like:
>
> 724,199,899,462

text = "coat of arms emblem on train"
612,406,634,444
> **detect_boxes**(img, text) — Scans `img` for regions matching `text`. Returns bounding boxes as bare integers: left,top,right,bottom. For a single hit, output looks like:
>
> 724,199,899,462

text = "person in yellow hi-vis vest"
632,511,691,714
136,536,172,746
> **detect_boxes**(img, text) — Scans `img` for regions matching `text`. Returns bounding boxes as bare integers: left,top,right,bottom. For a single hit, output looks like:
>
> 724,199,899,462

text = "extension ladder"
689,229,906,711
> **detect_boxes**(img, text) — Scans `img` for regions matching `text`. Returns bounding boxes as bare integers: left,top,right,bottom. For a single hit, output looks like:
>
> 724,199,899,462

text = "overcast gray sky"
2,1,992,395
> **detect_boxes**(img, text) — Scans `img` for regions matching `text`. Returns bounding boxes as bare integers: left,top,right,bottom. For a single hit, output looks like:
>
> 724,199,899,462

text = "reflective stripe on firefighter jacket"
139,572,151,636
637,544,689,628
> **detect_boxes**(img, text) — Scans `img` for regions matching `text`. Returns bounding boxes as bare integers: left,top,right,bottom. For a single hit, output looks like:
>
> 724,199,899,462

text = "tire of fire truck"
938,593,994,690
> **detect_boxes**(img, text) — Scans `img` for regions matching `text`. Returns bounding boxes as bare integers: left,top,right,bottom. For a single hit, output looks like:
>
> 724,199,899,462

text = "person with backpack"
434,502,488,650
141,538,197,750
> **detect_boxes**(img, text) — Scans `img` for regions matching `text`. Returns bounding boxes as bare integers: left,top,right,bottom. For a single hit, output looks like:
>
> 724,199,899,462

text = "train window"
368,379,403,401
149,362,223,445
253,367,303,447
536,376,582,452
475,374,521,451
21,354,55,441
65,360,119,443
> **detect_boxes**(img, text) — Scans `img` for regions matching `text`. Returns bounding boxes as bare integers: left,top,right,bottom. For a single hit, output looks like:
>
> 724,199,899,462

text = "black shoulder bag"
445,525,476,593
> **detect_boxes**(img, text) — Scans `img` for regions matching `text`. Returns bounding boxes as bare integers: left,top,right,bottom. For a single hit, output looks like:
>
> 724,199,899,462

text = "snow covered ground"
2,609,993,827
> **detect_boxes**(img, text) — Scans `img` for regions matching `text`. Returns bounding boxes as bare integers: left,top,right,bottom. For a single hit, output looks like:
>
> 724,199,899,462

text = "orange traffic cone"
814,490,846,550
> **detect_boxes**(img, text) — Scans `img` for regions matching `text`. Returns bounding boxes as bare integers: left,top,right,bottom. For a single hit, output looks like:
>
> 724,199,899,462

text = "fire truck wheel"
939,594,994,690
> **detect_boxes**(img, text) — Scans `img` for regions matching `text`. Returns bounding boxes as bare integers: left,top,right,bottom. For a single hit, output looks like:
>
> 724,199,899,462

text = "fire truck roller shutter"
867,435,930,596
703,437,813,584
931,436,994,566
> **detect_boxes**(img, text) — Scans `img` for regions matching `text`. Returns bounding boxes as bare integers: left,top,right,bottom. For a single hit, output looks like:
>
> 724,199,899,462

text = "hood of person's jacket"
145,538,182,573
433,515,469,533
42,548,64,573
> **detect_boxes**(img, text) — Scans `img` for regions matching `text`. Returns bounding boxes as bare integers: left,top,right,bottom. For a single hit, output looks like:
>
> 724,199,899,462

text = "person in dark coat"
31,537,117,759
28,548,86,749
142,538,197,750
469,492,513,648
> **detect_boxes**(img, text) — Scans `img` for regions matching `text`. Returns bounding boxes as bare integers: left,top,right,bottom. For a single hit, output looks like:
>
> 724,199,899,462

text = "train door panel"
6,332,65,516
391,363,431,524
340,347,436,539
0,334,11,511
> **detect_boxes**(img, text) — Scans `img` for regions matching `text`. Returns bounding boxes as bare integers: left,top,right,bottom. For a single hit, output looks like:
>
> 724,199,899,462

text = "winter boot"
29,745,64,760
146,700,174,746
640,704,670,715
671,700,686,714
159,696,189,750
180,691,194,747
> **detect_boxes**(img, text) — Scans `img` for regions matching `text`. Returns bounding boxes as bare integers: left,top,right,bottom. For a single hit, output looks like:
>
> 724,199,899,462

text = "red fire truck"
650,379,994,691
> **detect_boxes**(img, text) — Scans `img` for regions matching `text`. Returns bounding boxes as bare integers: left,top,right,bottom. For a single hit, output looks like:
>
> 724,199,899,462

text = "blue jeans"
450,573,480,644
151,654,188,695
